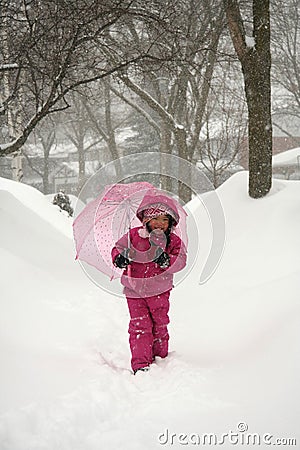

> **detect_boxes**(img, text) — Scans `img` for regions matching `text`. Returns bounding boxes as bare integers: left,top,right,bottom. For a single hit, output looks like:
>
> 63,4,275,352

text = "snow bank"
273,146,300,166
0,173,299,449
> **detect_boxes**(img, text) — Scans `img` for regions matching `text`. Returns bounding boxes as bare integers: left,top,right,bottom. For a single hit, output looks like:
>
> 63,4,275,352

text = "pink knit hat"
137,191,180,226
141,203,176,225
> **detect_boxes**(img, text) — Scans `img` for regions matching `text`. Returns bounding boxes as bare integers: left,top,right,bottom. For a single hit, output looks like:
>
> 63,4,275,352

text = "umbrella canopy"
72,181,188,280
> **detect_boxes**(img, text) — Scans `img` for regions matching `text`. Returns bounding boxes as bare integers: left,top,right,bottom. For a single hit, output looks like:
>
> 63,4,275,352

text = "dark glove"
153,248,170,268
113,251,130,269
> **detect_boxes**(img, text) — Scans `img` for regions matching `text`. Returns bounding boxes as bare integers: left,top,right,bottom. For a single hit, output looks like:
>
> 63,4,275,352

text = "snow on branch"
0,63,19,72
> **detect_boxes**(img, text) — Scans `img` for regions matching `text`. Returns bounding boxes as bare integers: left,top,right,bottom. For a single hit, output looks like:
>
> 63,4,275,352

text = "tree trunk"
244,51,272,198
77,136,86,194
175,126,192,203
160,120,172,192
104,79,122,179
43,149,50,194
224,0,272,198
2,10,23,182
43,165,50,194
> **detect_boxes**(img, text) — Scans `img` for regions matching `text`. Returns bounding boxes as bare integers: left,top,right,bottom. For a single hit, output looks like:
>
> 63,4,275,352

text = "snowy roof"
23,141,78,158
24,127,138,158
272,113,300,137
199,121,223,140
50,160,100,178
115,126,138,144
272,147,300,167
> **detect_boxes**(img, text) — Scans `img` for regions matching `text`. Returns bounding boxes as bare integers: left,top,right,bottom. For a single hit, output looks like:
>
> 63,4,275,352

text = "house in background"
1,115,299,192
238,113,300,170
0,151,100,195
272,147,300,180
272,112,300,156
0,127,135,195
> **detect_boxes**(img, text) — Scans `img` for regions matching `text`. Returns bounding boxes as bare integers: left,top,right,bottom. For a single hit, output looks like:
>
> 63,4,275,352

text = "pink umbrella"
73,181,154,279
72,181,188,280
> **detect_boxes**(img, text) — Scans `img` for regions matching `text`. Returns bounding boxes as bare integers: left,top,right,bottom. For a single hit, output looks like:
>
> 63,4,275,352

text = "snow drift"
0,173,299,449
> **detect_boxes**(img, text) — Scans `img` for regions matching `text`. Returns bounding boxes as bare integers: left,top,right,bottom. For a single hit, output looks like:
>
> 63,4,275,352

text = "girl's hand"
113,248,132,268
153,249,170,268
113,253,130,269
149,229,167,248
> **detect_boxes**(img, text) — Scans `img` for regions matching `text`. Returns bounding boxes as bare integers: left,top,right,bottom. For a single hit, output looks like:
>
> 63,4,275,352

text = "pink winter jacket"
111,226,187,298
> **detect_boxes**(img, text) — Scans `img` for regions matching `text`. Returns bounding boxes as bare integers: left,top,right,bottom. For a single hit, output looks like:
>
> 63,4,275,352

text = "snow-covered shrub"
52,190,74,217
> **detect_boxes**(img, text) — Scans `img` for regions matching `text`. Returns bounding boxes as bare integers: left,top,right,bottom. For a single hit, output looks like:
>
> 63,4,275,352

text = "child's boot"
133,366,150,375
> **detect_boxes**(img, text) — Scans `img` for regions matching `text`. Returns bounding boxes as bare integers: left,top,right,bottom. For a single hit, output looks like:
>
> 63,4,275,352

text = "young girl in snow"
111,194,187,374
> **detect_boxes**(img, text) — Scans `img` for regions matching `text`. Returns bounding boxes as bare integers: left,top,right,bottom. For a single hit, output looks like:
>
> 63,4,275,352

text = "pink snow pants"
126,291,170,371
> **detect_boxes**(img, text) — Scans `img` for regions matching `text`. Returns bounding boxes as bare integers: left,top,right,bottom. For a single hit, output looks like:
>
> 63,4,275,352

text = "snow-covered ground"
0,172,299,449
273,147,300,166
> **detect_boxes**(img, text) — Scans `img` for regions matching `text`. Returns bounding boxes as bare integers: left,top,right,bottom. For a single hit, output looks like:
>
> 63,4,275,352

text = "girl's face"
148,214,169,232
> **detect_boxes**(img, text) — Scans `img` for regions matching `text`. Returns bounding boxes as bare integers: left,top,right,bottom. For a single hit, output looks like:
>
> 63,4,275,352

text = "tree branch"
119,74,177,131
223,0,248,63
110,85,161,134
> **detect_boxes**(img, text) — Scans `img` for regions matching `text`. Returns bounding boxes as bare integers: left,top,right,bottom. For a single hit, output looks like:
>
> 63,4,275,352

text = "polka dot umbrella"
72,181,155,280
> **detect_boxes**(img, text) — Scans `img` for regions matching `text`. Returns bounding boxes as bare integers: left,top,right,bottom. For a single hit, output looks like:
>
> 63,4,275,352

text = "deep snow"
273,146,300,166
0,172,299,449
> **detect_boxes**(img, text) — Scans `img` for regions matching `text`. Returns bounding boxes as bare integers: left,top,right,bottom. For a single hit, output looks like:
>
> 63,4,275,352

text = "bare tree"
271,0,300,133
0,0,175,157
107,0,226,201
224,0,272,198
61,88,126,192
23,119,57,194
197,61,247,187
61,92,93,192
81,79,132,179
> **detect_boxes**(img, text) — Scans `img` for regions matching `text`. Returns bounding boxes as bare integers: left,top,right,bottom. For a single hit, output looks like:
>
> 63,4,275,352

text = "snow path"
0,173,299,449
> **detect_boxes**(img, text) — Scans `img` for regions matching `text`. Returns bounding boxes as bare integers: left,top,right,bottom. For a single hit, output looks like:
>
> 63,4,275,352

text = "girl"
111,193,187,374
